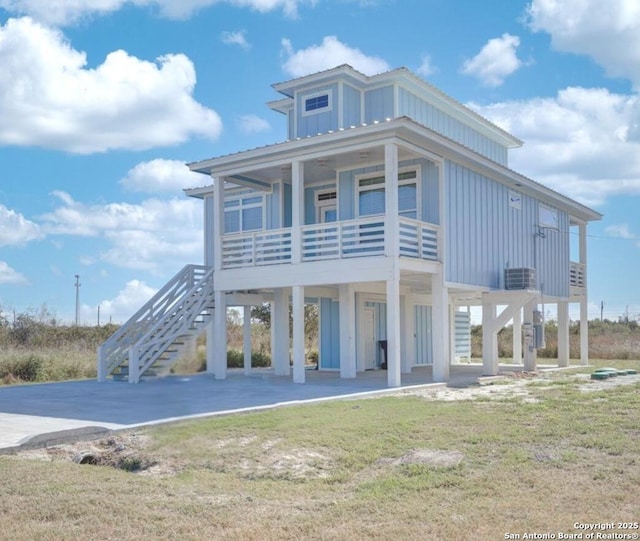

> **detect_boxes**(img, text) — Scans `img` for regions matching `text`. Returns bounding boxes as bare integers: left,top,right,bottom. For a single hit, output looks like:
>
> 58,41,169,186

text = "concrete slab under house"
97,64,602,387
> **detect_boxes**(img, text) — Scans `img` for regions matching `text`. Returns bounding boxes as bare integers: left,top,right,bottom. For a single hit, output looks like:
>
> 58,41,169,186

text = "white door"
362,308,376,370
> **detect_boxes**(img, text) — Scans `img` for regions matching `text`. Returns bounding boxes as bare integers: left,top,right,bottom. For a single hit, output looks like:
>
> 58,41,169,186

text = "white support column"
482,298,498,375
213,289,227,380
579,223,589,365
272,287,290,376
401,295,413,373
384,143,399,258
213,177,224,273
432,271,450,382
291,160,304,264
243,305,252,376
386,272,402,387
292,286,305,383
449,304,457,366
206,319,215,375
384,142,401,388
523,298,537,372
204,194,215,267
339,284,357,378
512,308,523,365
557,301,570,367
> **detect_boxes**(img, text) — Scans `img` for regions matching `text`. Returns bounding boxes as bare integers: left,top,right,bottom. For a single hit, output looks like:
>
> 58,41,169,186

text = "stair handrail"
97,264,210,381
128,266,215,382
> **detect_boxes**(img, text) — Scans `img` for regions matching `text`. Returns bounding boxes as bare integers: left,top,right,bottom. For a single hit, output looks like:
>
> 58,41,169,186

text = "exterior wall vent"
504,267,536,290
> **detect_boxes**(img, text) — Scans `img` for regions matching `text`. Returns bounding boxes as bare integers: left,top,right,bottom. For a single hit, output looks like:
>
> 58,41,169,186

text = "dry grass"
1,367,639,540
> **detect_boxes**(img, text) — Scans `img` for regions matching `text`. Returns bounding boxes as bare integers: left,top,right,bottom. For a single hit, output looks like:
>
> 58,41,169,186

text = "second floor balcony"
220,216,440,269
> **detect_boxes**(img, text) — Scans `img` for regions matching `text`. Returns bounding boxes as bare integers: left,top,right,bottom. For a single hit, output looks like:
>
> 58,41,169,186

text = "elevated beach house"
98,65,601,385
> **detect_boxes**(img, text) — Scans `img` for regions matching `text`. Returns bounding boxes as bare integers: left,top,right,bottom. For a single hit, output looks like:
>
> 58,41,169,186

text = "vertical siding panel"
283,183,292,227
339,171,354,220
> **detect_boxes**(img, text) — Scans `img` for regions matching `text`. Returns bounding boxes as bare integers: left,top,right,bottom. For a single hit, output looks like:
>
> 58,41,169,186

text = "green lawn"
1,366,639,541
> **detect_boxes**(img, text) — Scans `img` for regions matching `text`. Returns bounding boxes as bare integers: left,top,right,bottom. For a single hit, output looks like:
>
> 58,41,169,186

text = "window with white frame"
224,195,263,233
539,204,559,230
301,90,333,117
357,169,419,219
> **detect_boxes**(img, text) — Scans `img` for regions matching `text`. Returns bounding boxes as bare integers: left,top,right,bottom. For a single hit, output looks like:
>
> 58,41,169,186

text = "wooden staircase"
97,265,214,383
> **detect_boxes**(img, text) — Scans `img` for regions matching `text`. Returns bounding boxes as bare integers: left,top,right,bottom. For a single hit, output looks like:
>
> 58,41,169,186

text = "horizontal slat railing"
301,217,386,261
569,261,585,288
220,218,440,268
398,217,439,261
222,229,291,268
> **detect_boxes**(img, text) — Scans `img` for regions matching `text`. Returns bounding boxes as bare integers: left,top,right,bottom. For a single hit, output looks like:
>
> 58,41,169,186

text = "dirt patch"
378,448,464,468
399,376,538,402
209,437,336,480
15,433,336,480
16,432,171,476
397,371,640,402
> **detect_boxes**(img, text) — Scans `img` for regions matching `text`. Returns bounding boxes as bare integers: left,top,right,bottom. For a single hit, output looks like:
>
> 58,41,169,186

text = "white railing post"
291,159,304,264
97,345,107,382
128,345,139,384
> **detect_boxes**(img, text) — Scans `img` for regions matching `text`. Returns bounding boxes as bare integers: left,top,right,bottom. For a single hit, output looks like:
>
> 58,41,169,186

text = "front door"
362,308,376,370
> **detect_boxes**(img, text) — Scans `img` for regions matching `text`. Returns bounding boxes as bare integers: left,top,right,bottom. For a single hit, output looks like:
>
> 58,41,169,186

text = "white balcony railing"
570,261,585,288
220,217,439,269
222,228,292,268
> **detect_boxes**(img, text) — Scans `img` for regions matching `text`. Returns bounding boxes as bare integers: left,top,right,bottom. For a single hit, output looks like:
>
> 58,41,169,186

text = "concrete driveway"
0,365,500,452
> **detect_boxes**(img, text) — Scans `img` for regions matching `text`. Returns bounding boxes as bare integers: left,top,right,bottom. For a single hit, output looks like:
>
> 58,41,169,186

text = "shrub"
227,349,271,368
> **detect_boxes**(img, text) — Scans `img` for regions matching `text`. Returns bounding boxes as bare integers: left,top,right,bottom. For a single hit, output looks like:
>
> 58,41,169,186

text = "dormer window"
302,90,332,116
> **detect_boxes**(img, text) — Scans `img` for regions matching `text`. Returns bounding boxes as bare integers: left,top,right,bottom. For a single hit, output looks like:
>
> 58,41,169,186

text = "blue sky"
1,0,639,324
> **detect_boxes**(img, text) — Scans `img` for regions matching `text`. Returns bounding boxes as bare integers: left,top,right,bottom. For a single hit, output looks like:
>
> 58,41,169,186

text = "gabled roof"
270,64,523,149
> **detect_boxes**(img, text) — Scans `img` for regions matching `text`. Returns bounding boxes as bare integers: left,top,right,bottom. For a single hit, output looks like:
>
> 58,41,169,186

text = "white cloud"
120,159,205,193
527,0,640,89
0,261,28,285
416,54,435,77
605,224,637,239
0,17,222,154
461,33,522,87
39,192,203,271
0,204,42,246
96,279,158,323
238,114,271,135
470,87,640,207
281,36,389,77
0,0,306,26
221,30,250,49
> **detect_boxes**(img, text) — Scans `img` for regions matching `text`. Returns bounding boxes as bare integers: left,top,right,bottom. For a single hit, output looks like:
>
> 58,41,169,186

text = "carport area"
0,364,540,452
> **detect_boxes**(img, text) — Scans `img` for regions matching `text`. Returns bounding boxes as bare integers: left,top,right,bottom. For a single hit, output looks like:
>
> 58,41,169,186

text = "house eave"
187,116,600,223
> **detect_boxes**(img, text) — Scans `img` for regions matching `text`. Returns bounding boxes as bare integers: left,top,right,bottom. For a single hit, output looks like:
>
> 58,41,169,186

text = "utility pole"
97,305,100,327
74,274,81,325
600,301,604,322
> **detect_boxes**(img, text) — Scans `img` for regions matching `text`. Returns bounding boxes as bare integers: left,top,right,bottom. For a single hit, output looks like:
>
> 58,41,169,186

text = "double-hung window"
357,169,419,219
224,195,263,233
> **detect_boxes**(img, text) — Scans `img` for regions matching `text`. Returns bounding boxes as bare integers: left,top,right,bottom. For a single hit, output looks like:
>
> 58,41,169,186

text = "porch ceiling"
225,143,422,188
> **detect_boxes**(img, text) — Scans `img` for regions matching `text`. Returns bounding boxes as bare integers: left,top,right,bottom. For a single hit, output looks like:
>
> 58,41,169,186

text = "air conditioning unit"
505,267,536,290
